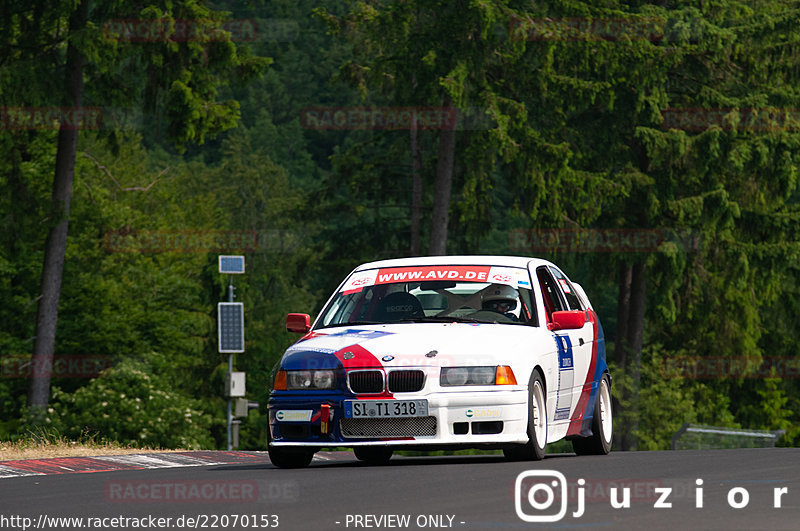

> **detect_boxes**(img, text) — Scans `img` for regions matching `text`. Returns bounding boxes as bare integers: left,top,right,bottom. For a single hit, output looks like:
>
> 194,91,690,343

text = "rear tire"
504,371,547,461
353,447,394,464
572,373,612,455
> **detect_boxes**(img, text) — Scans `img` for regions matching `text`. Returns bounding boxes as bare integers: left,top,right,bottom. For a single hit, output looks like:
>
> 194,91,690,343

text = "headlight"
313,370,335,389
282,369,337,390
440,366,498,386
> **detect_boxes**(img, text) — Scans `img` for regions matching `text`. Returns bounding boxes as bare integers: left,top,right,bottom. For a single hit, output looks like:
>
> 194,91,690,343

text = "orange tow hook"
320,404,332,434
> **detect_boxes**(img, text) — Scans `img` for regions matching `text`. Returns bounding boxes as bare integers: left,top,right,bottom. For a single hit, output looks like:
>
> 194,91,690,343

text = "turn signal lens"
273,370,287,390
495,366,517,385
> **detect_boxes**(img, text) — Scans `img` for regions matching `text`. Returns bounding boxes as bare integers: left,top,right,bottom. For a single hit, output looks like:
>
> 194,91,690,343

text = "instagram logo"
515,470,582,522
515,471,790,520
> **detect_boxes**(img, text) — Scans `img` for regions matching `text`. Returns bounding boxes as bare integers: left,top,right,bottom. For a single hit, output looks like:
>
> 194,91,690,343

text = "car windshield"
318,265,537,327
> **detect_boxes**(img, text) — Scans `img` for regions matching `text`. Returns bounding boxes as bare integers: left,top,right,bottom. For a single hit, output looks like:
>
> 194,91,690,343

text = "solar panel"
219,255,245,274
218,302,245,353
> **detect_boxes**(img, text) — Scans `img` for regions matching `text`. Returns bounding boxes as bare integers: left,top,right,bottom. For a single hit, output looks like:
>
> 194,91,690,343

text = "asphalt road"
1,448,799,530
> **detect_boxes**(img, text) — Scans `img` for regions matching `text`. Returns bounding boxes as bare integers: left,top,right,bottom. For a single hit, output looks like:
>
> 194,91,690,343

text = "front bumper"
268,389,529,447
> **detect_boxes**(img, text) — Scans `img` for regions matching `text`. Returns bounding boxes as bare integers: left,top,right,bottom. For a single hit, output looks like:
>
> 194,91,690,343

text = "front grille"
471,421,504,435
388,370,425,392
339,417,437,438
348,370,384,394
279,425,310,440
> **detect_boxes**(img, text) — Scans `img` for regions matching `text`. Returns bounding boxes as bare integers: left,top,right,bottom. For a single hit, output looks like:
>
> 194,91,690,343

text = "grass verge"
0,428,181,462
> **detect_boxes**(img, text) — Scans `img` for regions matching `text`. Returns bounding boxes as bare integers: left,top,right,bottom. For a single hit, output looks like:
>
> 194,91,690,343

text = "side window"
517,286,538,326
536,267,567,323
549,267,583,311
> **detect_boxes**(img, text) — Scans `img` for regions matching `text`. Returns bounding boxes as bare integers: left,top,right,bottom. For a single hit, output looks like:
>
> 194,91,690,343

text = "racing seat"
373,292,425,322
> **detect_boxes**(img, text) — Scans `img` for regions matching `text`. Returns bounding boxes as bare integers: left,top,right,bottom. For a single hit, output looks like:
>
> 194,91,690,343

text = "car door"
547,266,594,416
535,266,592,425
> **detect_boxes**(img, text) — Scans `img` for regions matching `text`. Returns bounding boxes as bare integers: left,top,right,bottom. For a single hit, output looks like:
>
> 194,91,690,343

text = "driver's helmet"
482,284,519,313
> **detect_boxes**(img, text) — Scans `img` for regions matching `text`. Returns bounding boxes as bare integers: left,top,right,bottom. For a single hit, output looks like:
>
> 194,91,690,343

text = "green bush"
43,358,213,449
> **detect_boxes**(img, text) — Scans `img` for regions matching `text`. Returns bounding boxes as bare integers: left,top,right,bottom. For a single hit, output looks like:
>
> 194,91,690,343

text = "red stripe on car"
567,310,599,436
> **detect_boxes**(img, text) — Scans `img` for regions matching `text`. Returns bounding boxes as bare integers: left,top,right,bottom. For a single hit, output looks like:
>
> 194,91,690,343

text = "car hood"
281,322,555,369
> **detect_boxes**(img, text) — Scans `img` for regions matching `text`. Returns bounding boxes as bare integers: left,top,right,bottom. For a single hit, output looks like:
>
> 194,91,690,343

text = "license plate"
344,399,428,418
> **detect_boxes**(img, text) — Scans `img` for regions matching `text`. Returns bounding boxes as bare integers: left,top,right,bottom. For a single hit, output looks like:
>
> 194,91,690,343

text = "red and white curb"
0,451,270,479
0,450,351,479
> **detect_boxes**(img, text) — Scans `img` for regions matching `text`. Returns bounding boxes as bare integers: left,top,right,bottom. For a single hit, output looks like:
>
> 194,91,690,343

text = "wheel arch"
530,364,546,395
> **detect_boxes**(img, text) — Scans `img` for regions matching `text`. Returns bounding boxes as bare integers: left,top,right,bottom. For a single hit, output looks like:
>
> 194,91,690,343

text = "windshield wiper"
322,321,380,328
396,316,484,324
399,315,526,325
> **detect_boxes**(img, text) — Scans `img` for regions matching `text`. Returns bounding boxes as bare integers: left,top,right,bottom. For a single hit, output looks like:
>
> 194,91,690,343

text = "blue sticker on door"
553,334,574,421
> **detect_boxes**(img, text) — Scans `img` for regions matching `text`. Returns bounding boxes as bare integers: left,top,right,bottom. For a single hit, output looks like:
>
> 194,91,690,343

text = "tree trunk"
613,260,647,451
409,112,422,256
428,98,456,255
628,263,646,374
612,262,632,450
623,261,647,450
28,0,87,414
615,262,632,370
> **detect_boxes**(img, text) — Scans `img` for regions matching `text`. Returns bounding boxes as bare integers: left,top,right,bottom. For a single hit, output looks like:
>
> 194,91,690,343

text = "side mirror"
286,313,311,334
548,310,587,331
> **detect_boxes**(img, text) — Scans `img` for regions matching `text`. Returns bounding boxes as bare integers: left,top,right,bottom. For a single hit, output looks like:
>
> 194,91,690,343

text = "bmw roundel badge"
382,355,394,362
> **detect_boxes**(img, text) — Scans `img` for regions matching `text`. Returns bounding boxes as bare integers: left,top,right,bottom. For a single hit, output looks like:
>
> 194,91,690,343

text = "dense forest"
1,0,799,451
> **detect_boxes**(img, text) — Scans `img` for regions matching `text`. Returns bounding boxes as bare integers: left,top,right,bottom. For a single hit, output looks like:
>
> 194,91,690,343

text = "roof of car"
353,255,555,271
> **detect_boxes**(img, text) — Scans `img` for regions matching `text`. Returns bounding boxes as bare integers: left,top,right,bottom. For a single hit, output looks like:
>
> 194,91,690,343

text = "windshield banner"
341,265,528,294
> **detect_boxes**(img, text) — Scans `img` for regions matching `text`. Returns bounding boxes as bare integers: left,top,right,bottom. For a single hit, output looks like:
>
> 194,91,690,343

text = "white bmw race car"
267,256,612,468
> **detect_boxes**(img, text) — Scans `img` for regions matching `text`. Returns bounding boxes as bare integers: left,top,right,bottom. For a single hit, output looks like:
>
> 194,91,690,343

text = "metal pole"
227,353,232,450
226,275,235,451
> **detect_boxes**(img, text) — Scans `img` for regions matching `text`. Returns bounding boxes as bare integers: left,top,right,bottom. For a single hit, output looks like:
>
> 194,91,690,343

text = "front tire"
572,373,612,455
504,371,547,461
353,447,394,465
267,429,314,469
